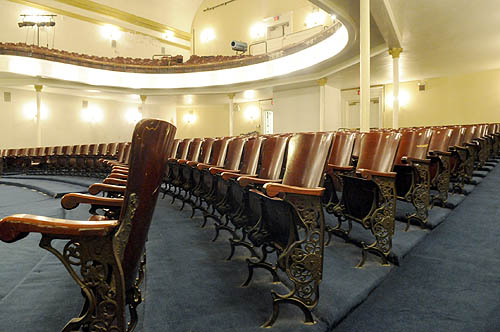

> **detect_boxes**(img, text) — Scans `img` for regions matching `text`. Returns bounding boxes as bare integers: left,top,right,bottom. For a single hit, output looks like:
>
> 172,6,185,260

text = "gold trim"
52,0,191,41
34,84,43,92
227,93,235,99
416,144,428,148
317,77,328,86
7,0,191,50
140,95,147,103
389,48,403,58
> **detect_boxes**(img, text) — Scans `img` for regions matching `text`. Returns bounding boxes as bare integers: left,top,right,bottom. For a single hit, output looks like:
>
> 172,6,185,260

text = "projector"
231,40,248,52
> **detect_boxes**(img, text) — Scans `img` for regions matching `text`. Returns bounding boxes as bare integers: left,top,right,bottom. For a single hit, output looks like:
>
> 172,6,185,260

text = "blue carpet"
333,163,500,332
0,178,89,198
0,164,498,331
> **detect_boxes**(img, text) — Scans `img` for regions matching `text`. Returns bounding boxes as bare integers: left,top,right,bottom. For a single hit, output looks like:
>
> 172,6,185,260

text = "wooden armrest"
167,157,178,162
108,172,128,180
222,172,255,181
401,156,431,164
238,176,282,187
88,183,126,195
61,193,123,210
186,161,199,167
197,163,212,170
111,168,128,174
464,142,478,147
0,214,118,243
428,150,452,157
263,183,324,198
210,167,239,175
357,168,397,179
103,178,127,186
328,164,354,172
177,159,188,164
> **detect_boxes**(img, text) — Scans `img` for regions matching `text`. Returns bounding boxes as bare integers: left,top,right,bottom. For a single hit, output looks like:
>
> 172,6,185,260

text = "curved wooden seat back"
352,132,365,159
97,143,107,155
207,138,230,167
176,138,192,160
328,131,356,166
478,124,488,138
198,138,215,163
27,148,35,156
61,146,71,155
394,128,432,166
428,128,453,152
53,146,63,156
106,143,117,156
449,126,466,147
472,125,483,140
123,143,132,164
487,123,496,136
222,138,246,170
119,119,177,289
169,139,180,159
258,135,289,179
356,132,402,172
463,125,477,143
186,138,202,161
114,142,125,158
79,144,89,156
88,144,98,156
239,136,264,175
35,147,44,156
281,132,334,188
43,147,52,156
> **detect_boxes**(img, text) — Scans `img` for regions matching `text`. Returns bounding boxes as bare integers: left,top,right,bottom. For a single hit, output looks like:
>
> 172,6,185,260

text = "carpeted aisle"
333,164,500,332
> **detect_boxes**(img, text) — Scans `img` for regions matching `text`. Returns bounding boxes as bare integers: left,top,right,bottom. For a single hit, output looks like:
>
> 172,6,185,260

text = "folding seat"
56,145,72,174
472,124,489,168
392,128,433,228
187,138,232,217
427,127,454,205
167,138,192,201
0,119,176,331
46,146,63,174
334,131,402,266
239,132,333,327
351,131,365,167
323,131,357,219
447,126,472,192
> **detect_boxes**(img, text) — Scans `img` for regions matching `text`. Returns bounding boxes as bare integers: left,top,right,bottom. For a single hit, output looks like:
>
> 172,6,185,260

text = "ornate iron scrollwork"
407,162,430,228
433,154,450,205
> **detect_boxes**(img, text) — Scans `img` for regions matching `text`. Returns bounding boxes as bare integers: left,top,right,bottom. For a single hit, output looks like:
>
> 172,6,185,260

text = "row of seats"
0,120,497,329
0,42,255,73
159,122,499,326
0,142,131,177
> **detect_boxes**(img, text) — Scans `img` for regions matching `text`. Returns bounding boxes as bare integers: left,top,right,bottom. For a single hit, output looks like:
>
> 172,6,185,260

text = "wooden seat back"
186,138,202,161
176,138,192,160
222,138,246,170
281,132,334,188
239,136,264,175
463,125,477,143
394,128,432,166
198,138,215,163
448,126,466,147
428,127,453,152
207,138,231,167
97,143,107,155
169,139,180,159
258,135,289,179
352,132,365,159
357,131,402,172
117,119,177,289
328,131,356,166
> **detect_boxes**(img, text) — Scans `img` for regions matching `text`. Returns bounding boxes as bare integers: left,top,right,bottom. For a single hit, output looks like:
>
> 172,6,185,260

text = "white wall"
0,87,177,149
324,84,341,130
273,86,320,133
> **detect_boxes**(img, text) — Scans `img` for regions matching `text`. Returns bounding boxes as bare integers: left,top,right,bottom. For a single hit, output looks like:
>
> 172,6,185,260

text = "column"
34,84,43,147
389,48,403,129
228,93,235,136
140,95,148,119
360,0,371,132
318,77,328,131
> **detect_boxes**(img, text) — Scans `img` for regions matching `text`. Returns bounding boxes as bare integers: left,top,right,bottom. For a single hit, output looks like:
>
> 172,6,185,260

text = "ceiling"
1,0,500,100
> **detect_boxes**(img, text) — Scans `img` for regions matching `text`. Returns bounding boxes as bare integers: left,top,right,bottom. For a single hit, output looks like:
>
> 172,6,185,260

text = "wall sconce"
183,111,196,124
200,28,215,43
244,105,260,121
250,22,267,39
243,90,256,100
100,24,122,46
125,107,142,124
23,102,48,120
387,90,410,108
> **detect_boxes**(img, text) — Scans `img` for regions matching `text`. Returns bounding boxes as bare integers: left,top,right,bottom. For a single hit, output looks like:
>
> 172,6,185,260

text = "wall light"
183,111,196,124
387,90,410,108
184,95,194,104
100,24,122,41
305,9,327,28
125,107,142,124
81,105,103,123
23,102,48,120
244,106,260,121
200,28,215,43
250,22,267,39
